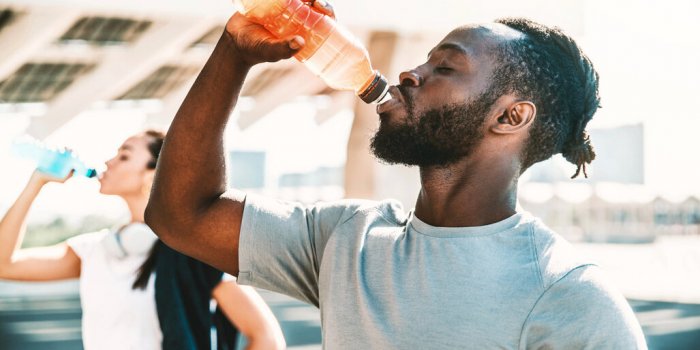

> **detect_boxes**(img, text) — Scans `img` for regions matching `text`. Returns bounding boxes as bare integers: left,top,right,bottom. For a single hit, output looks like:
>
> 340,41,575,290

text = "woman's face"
99,135,154,197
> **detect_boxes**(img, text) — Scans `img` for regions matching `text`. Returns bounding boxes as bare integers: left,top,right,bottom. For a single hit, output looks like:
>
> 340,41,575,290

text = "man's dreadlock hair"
490,18,601,178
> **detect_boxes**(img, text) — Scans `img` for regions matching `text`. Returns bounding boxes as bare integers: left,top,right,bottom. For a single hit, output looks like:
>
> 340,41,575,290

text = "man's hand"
225,0,335,66
225,12,304,66
307,0,335,19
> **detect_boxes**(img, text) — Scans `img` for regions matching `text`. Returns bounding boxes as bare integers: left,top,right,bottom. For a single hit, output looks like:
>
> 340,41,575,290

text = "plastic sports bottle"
235,0,390,104
11,136,97,179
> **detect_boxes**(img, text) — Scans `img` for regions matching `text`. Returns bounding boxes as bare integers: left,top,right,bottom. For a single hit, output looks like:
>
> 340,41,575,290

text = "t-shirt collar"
408,211,526,238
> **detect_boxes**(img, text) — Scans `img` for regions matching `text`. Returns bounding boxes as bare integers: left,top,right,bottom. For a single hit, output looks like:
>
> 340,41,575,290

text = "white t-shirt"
67,226,162,350
238,195,647,349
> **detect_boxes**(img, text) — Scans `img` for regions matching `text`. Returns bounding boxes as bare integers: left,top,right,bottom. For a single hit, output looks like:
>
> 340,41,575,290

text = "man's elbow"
144,200,174,241
145,199,199,252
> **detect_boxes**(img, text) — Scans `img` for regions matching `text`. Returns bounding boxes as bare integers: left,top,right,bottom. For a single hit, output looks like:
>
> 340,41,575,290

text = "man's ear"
490,100,536,135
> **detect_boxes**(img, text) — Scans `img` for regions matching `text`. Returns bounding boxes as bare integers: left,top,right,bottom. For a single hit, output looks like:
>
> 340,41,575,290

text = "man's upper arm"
165,189,246,276
520,265,647,349
145,185,246,276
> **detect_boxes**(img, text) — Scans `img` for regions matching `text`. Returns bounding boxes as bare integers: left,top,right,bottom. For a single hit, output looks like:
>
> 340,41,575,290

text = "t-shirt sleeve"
237,193,359,307
520,265,648,350
66,230,109,260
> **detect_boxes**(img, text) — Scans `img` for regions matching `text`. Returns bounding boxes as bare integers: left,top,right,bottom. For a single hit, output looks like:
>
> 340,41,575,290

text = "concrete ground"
2,236,700,349
1,282,699,349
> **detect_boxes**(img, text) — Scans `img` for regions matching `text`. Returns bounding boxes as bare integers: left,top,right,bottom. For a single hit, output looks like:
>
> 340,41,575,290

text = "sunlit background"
0,0,699,349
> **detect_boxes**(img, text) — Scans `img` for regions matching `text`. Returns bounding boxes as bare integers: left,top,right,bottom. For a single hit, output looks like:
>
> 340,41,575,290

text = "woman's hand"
29,169,74,187
0,168,81,282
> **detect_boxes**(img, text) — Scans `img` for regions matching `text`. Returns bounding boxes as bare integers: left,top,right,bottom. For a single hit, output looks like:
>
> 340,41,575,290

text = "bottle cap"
359,71,389,104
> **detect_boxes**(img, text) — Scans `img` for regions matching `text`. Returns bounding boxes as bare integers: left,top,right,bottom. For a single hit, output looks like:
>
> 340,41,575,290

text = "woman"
0,130,285,350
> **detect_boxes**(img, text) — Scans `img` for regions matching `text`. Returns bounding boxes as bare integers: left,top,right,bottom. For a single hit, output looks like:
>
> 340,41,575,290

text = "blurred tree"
22,215,114,248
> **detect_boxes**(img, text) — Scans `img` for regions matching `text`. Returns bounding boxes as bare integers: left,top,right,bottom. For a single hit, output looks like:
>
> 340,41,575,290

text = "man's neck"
414,155,520,228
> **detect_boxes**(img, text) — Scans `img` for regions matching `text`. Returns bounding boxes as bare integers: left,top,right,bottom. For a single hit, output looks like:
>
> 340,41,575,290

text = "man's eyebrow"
427,43,470,59
119,145,133,151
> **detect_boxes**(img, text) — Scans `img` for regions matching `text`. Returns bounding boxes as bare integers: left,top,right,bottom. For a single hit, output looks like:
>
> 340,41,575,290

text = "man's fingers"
260,36,305,62
288,36,305,50
308,0,335,19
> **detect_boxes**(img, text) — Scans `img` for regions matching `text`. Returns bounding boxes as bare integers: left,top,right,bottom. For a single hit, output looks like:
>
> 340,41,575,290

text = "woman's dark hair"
144,129,166,169
491,18,601,178
133,129,166,290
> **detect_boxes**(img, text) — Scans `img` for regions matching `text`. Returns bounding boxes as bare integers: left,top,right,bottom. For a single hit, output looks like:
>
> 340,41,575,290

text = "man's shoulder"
312,197,408,227
527,216,597,289
244,193,408,233
522,264,647,348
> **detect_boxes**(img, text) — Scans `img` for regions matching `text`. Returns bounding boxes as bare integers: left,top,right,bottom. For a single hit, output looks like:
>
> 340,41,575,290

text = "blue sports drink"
11,137,97,179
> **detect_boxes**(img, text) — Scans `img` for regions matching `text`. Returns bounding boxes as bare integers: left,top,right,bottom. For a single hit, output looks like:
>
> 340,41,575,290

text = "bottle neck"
358,71,389,104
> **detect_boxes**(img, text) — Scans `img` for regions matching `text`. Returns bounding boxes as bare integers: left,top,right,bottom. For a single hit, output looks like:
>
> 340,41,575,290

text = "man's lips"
376,86,405,114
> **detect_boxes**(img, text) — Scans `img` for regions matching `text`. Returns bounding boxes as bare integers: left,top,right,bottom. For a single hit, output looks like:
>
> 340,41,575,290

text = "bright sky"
579,0,700,198
0,0,698,222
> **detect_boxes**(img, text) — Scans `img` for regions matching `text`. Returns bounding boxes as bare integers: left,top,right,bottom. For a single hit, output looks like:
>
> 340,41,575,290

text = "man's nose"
399,70,423,87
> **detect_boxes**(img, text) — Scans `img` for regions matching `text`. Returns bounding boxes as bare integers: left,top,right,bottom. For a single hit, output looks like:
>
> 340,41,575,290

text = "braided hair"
492,18,600,178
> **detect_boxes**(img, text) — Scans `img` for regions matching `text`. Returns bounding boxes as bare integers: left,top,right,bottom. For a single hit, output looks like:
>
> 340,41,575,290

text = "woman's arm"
212,280,286,350
0,172,81,281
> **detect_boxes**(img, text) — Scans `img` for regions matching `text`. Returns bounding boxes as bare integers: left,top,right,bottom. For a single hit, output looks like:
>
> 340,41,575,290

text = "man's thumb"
265,36,305,61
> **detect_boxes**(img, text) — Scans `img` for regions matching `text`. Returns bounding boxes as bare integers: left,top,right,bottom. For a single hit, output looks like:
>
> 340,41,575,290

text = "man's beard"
370,86,498,168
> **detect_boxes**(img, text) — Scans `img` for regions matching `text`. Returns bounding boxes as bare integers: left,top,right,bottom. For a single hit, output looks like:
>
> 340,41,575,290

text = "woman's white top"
66,223,162,350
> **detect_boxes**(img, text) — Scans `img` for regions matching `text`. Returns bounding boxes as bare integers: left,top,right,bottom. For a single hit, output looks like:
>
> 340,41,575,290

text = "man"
146,6,647,349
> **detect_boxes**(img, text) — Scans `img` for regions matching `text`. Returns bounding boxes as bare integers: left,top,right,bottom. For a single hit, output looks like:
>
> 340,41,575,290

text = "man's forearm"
146,14,300,271
149,32,252,227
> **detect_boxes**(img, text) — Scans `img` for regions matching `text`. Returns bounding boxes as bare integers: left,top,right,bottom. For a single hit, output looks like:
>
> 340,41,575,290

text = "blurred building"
527,124,645,184
515,123,696,243
519,183,700,243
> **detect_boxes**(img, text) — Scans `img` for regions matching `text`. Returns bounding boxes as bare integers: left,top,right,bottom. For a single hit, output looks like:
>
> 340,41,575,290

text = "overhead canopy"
0,0,591,139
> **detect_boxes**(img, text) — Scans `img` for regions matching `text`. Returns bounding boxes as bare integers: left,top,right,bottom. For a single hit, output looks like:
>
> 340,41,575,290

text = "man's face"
371,25,517,167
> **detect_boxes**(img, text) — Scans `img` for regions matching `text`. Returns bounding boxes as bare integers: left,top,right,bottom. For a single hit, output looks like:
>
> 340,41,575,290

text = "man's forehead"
431,23,524,56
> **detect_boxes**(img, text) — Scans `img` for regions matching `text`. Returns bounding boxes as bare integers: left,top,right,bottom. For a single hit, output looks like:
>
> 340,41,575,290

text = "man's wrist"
220,30,256,70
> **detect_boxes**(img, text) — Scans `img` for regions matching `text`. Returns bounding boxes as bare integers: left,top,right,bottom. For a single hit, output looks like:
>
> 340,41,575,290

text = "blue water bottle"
11,137,97,179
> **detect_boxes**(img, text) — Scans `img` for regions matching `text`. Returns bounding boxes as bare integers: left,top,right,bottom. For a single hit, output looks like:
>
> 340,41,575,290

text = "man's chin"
374,152,456,168
370,136,467,168
378,111,404,127
372,154,419,167
370,137,426,167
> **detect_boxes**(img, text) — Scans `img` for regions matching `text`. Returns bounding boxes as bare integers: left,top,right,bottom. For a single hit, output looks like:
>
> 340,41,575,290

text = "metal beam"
145,74,196,129
146,59,275,129
0,7,82,81
0,1,586,35
26,17,214,139
236,64,327,130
